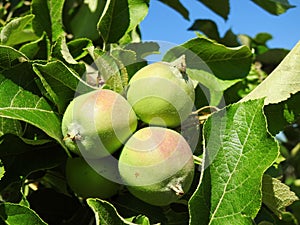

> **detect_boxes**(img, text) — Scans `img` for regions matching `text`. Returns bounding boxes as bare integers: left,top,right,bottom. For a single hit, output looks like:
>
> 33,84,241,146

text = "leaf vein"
9,87,22,107
0,107,56,114
209,107,259,223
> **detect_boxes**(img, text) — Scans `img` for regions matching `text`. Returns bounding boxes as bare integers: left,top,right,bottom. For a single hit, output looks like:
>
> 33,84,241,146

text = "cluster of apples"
62,57,196,206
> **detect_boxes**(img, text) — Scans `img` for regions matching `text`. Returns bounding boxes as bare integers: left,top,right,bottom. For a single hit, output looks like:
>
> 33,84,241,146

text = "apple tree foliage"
0,0,300,224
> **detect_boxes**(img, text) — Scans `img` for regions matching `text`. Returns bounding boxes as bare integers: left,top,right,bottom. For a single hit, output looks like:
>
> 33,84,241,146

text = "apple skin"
65,157,120,199
61,89,138,158
126,62,195,128
118,126,194,206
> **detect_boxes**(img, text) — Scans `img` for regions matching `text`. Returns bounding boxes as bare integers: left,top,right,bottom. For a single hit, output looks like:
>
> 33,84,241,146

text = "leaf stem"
192,105,220,115
193,155,203,165
191,105,220,124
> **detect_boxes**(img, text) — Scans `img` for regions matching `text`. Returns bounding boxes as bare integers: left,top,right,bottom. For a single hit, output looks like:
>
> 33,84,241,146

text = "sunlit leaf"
262,174,299,219
164,37,252,80
0,14,38,46
67,38,94,60
189,99,279,224
33,60,95,113
19,32,50,60
0,202,47,224
0,62,65,148
188,68,241,106
241,41,300,105
0,45,28,69
31,0,65,41
87,198,130,225
98,0,149,44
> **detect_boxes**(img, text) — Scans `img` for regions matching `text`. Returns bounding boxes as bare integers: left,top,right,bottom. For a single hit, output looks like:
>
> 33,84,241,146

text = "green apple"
119,126,194,206
126,59,195,128
65,157,120,199
62,89,137,158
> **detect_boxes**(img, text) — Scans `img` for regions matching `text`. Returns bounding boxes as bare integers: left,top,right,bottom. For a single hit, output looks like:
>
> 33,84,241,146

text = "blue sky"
140,0,300,50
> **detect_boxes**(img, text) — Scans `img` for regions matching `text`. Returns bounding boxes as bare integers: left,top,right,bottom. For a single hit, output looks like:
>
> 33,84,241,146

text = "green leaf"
0,202,47,224
52,36,78,64
0,14,38,46
189,20,240,47
188,19,220,41
118,26,142,45
255,48,289,74
67,1,105,41
111,48,137,67
121,42,160,78
87,198,130,225
264,92,300,135
98,0,149,44
31,0,65,42
256,49,289,65
188,68,241,106
0,62,65,148
31,0,51,39
20,137,52,146
158,0,189,20
262,174,299,219
253,33,273,46
33,60,95,113
67,38,94,61
0,160,4,181
251,0,295,15
241,41,300,105
197,0,230,20
163,37,252,80
51,36,87,75
94,51,126,93
255,205,299,224
0,45,28,69
111,193,167,224
131,215,150,225
126,0,149,35
258,221,273,225
0,118,22,137
221,29,240,47
98,0,130,44
0,135,66,199
0,134,59,166
111,48,139,82
124,41,160,59
189,99,279,224
46,0,65,41
19,32,50,60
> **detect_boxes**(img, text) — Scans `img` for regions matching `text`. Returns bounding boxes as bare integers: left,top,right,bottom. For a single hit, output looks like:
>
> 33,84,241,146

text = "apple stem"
169,183,184,196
